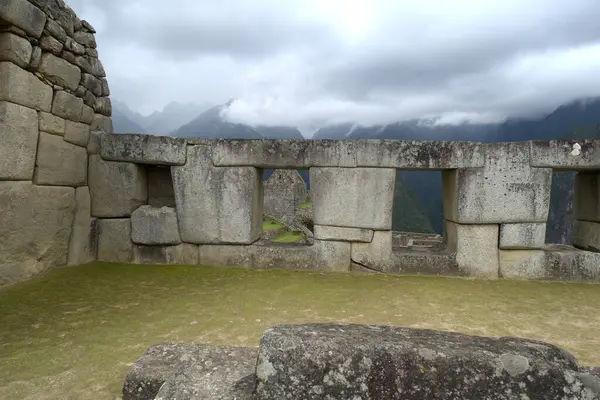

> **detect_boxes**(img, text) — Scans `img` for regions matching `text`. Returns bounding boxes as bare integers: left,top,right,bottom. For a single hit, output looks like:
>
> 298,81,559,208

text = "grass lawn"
1,263,600,399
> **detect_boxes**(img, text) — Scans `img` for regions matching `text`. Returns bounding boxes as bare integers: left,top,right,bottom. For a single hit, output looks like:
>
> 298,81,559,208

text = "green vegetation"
262,219,285,232
2,263,600,399
271,231,304,243
297,201,312,209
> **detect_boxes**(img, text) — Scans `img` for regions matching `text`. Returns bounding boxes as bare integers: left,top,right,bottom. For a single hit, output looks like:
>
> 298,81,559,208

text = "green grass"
1,263,600,399
271,231,305,243
297,201,312,209
262,219,285,232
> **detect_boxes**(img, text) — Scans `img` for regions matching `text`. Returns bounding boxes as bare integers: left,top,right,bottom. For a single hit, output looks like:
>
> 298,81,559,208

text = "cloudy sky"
68,0,600,130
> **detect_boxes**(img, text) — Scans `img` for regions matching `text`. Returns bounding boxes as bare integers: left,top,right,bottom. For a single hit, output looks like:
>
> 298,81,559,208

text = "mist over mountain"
112,100,206,135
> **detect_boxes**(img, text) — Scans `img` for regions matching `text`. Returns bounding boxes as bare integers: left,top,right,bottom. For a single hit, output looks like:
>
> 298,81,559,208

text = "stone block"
263,169,307,223
45,19,67,42
67,187,97,266
446,221,499,278
34,132,87,186
531,139,600,170
0,101,38,180
74,55,105,77
90,113,113,133
314,225,374,243
351,231,392,270
101,133,187,165
39,35,63,55
93,96,111,116
81,104,94,124
0,182,75,286
64,37,85,55
27,46,41,71
311,240,351,272
311,167,395,230
64,120,90,147
443,142,552,224
38,111,65,136
354,140,485,169
38,53,81,90
0,32,32,68
74,31,96,48
87,131,106,154
122,343,257,400
198,244,255,269
147,166,175,207
100,78,110,96
385,252,459,275
0,61,52,111
97,218,132,263
499,223,546,249
573,220,600,252
131,206,181,245
81,73,102,96
172,144,262,244
52,90,83,122
255,323,593,400
0,0,46,38
132,244,198,265
89,155,147,217
499,250,547,280
574,172,600,222
545,246,600,283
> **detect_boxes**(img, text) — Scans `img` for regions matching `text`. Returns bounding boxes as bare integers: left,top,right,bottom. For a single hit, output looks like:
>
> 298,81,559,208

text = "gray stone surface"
132,244,198,265
87,131,106,154
81,104,94,124
64,37,85,55
74,55,105,77
90,113,113,133
147,166,175,208
173,144,262,244
74,31,96,48
575,172,600,222
38,53,81,90
97,218,132,263
27,46,41,71
255,323,597,400
39,35,63,55
446,221,499,278
351,231,392,270
0,182,74,286
314,225,374,243
67,187,96,266
101,133,186,165
64,120,89,147
38,111,65,136
81,73,102,96
0,0,46,38
573,220,600,252
45,19,67,42
544,245,600,283
0,32,32,68
0,61,52,111
123,343,257,400
499,223,546,249
311,240,352,272
263,169,307,223
311,167,395,230
499,250,547,280
531,139,600,170
444,142,552,224
89,155,147,217
131,206,181,245
93,96,111,116
52,90,83,121
386,250,460,275
0,101,39,180
34,132,87,186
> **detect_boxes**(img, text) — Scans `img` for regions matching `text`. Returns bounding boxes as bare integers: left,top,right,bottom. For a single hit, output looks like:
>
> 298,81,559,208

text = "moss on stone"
271,231,304,243
262,219,285,232
297,201,312,209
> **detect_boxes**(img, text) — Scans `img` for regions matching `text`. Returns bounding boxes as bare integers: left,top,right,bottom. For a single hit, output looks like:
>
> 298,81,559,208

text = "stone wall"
0,0,112,286
97,135,600,283
263,169,307,223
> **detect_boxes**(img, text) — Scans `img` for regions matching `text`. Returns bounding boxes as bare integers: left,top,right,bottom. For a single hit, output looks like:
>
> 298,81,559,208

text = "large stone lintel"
314,225,374,243
530,139,600,170
101,133,187,166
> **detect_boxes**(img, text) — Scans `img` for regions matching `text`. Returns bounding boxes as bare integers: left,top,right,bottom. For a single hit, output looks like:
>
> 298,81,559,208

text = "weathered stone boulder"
131,206,181,245
0,32,33,68
255,323,600,400
101,133,186,165
123,343,257,400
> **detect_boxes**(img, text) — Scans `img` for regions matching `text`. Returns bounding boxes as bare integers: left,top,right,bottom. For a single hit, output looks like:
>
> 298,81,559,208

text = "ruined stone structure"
263,169,307,223
2,0,600,288
0,0,112,286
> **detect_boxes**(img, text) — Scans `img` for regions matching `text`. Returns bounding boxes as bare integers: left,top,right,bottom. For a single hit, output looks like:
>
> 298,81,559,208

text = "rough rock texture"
88,155,147,217
172,144,262,244
499,223,546,250
311,167,395,230
38,52,81,90
100,133,186,165
34,132,87,186
446,221,499,278
64,120,89,146
132,244,198,265
263,169,307,223
0,61,53,111
131,206,181,245
0,101,39,180
255,323,599,400
0,32,33,68
123,343,258,400
51,90,83,121
0,182,75,286
67,187,96,266
97,218,132,263
314,225,374,243
443,142,552,224
499,250,547,280
351,231,392,269
531,140,600,170
0,0,46,38
38,111,65,135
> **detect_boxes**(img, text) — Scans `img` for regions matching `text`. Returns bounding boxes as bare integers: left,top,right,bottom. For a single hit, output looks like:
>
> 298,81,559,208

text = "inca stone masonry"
2,0,600,287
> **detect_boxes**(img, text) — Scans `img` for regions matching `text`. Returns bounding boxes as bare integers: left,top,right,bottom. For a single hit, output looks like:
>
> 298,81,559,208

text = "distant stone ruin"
263,169,307,223
123,323,600,399
3,0,600,287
